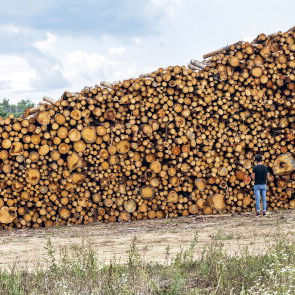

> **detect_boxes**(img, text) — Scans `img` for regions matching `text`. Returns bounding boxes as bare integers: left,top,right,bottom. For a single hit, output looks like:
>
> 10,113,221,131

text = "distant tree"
14,99,35,117
0,99,9,118
0,99,35,118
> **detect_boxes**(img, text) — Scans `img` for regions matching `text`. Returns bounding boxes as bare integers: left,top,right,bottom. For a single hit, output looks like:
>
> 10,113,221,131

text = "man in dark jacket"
252,154,269,216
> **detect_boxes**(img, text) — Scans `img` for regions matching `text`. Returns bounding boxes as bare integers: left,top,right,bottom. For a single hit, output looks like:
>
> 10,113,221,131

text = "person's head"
255,154,263,163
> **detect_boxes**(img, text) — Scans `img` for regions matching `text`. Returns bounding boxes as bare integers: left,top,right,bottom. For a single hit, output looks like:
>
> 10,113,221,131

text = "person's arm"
251,167,255,180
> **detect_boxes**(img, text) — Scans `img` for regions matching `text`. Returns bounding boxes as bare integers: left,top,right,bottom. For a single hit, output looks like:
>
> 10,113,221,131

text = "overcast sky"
0,0,294,103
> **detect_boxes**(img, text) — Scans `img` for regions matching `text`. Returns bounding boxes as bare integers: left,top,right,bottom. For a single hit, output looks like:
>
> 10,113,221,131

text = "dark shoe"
256,212,261,217
262,211,266,216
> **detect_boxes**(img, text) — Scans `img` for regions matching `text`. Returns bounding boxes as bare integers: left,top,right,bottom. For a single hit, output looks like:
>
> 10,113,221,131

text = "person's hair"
255,154,263,162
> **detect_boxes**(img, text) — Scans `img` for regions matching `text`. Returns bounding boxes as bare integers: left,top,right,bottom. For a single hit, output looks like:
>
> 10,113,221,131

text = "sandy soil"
0,211,294,269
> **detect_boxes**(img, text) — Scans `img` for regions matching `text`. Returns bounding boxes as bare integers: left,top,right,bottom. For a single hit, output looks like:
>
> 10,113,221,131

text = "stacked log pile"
0,27,294,228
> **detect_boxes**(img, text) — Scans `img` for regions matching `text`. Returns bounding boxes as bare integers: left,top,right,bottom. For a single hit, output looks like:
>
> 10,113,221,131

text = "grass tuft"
212,229,234,241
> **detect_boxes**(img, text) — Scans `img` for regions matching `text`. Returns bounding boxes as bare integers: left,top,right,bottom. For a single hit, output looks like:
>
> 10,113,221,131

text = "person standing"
252,154,269,216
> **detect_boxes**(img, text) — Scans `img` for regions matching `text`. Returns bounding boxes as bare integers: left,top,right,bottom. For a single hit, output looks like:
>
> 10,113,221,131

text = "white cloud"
148,0,183,18
150,0,183,7
108,47,127,55
33,32,56,53
242,36,255,42
0,24,21,34
30,32,140,96
63,50,112,81
132,37,141,44
0,55,37,92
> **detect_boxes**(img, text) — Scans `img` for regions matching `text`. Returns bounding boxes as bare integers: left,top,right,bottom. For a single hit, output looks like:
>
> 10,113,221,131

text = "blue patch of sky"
0,0,153,37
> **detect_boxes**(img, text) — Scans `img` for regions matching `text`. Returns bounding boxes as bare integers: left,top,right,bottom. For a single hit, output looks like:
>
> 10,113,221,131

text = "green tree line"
0,99,35,118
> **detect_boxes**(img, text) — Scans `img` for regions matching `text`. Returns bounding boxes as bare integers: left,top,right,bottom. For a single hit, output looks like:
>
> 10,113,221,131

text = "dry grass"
0,234,294,294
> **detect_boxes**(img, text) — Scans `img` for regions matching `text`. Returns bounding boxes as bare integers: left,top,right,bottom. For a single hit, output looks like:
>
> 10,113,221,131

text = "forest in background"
0,99,35,118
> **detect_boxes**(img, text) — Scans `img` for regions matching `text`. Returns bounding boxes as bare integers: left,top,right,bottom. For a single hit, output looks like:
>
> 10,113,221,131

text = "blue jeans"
254,184,267,211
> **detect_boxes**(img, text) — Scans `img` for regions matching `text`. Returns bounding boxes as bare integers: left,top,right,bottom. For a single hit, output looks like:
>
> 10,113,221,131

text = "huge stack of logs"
0,27,294,229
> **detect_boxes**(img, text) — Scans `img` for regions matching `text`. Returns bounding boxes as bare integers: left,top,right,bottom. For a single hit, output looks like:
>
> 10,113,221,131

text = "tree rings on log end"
81,127,96,143
26,168,40,185
203,207,213,215
167,191,179,203
60,207,70,220
188,204,198,215
36,111,51,125
9,142,23,155
211,194,226,210
195,178,206,191
116,140,130,154
273,153,295,175
119,211,131,222
150,160,161,173
69,129,81,142
0,207,17,224
140,186,155,200
124,199,137,213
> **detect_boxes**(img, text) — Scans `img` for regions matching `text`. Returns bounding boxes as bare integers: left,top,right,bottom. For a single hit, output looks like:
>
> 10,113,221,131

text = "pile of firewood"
0,27,294,228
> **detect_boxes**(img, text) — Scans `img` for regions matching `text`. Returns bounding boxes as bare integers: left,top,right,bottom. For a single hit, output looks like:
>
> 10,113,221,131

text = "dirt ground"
0,210,295,269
